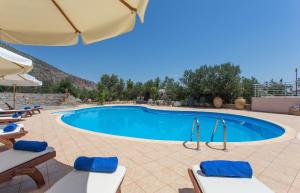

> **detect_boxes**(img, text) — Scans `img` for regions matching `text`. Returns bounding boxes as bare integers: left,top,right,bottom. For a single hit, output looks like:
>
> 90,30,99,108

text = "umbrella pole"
13,84,16,109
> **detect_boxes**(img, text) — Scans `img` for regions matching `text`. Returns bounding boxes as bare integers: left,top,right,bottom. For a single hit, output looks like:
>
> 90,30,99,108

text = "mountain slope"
0,42,97,90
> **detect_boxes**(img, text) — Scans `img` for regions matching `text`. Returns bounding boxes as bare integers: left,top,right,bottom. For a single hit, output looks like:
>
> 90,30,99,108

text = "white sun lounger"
0,108,33,117
188,165,274,193
0,116,23,123
46,166,126,193
0,123,23,135
0,147,56,188
0,123,28,149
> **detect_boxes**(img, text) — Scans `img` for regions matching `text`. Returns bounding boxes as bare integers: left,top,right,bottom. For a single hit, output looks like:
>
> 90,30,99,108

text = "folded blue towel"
34,105,41,108
23,106,32,110
74,156,118,173
3,123,17,133
13,140,48,152
12,112,23,118
200,160,253,178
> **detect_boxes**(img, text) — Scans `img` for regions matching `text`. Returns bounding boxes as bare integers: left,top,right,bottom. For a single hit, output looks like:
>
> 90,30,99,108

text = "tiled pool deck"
1,105,300,193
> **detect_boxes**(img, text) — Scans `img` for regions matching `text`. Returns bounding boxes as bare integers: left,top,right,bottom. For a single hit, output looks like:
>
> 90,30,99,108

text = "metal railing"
189,117,227,151
190,117,200,151
208,117,227,151
221,118,227,151
254,80,300,97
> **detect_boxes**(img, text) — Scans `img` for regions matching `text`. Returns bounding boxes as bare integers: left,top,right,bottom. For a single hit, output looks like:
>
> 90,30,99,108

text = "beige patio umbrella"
0,0,148,45
0,47,33,77
0,74,42,108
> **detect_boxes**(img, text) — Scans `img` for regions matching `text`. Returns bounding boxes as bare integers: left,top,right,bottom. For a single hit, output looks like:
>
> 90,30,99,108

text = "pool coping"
54,104,297,146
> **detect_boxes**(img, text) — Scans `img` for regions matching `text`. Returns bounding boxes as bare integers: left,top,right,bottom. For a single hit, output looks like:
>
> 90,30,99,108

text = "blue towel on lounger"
13,140,48,152
12,112,22,118
34,105,41,108
200,160,253,178
74,156,118,173
23,106,31,110
3,123,17,133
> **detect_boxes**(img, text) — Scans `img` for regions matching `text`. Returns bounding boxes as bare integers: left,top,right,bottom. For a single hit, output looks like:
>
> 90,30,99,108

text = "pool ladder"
190,117,227,151
190,117,201,150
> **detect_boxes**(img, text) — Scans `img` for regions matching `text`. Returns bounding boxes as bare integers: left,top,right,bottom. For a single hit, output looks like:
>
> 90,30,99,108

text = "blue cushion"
3,123,17,133
200,160,253,178
74,156,118,173
23,106,31,110
13,140,48,152
12,112,22,118
34,105,41,108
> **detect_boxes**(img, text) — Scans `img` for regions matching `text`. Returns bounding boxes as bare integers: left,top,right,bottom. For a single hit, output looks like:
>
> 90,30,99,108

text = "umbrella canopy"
0,73,42,108
0,47,33,76
0,0,149,45
0,73,42,87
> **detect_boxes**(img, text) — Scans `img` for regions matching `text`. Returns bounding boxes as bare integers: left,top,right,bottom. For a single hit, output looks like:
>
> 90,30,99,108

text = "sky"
9,0,300,83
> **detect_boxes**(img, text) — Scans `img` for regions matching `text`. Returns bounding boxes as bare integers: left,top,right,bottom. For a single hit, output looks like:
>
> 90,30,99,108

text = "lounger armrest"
188,168,203,193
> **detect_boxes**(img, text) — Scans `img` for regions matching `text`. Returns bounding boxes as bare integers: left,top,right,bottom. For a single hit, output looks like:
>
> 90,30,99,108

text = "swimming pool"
60,106,285,142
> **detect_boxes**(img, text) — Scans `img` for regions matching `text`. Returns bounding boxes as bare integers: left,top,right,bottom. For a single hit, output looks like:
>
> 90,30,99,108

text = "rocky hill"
0,42,97,90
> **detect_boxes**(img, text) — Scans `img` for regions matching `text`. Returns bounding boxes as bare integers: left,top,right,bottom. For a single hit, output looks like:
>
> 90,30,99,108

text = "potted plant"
213,96,223,108
235,97,246,110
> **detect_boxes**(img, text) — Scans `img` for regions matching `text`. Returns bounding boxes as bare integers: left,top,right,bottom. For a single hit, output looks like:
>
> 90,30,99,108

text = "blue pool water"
60,106,285,142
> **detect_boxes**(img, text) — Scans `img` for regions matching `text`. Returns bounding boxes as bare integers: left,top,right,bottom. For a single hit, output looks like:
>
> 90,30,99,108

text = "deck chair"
46,165,126,193
0,124,28,149
0,147,56,188
0,108,32,117
0,116,23,124
5,103,42,114
188,165,274,193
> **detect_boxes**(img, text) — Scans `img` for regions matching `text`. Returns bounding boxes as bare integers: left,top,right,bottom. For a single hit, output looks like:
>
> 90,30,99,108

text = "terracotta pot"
235,97,246,110
213,96,223,108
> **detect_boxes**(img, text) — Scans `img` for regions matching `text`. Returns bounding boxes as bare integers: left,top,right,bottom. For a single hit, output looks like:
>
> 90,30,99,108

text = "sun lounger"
0,124,28,149
0,116,23,124
46,165,126,193
0,147,56,188
188,165,274,193
5,103,42,114
0,108,32,117
29,105,42,114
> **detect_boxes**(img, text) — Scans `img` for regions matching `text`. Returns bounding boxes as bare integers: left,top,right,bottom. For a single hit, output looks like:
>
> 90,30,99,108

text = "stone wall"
0,92,78,108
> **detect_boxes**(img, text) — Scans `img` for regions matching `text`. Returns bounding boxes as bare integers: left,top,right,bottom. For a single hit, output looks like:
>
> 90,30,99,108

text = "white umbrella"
0,0,149,45
0,47,33,76
0,74,42,108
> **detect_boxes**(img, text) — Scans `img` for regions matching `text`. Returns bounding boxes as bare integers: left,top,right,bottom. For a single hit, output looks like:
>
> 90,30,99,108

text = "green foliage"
241,77,259,103
97,74,125,101
2,62,260,105
161,76,186,100
181,63,241,103
55,78,77,97
97,84,105,105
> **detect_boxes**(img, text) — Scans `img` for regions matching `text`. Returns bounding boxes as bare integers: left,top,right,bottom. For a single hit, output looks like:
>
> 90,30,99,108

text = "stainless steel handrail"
190,117,200,150
209,117,227,151
210,119,219,142
221,118,227,151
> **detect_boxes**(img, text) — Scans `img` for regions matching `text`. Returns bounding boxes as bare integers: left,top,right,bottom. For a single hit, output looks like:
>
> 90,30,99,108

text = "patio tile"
154,185,178,193
135,175,165,193
1,106,300,193
122,182,146,193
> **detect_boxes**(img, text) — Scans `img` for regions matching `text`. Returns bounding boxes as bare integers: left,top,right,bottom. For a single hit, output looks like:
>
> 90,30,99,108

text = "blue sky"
10,0,300,83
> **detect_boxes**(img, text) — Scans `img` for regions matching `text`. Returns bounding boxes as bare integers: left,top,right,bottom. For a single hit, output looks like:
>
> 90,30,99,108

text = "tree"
98,74,124,101
150,86,158,100
55,78,79,97
125,79,135,100
162,76,186,101
97,84,105,104
241,77,258,103
181,63,241,103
